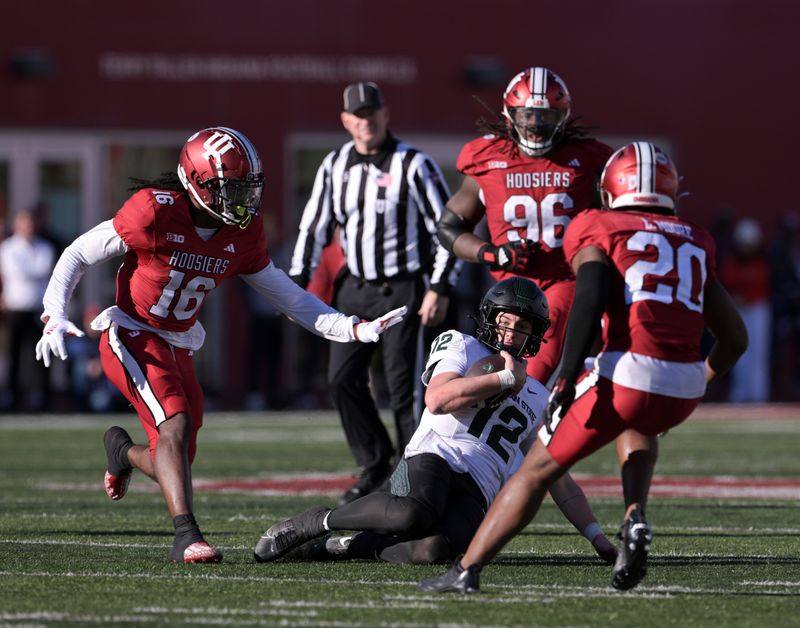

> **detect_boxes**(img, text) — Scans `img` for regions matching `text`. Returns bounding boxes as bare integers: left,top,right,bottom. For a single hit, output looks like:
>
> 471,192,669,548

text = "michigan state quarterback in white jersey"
254,277,617,565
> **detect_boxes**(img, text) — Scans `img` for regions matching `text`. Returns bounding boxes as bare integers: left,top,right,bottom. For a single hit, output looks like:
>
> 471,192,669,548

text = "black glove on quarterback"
478,239,537,272
544,377,576,435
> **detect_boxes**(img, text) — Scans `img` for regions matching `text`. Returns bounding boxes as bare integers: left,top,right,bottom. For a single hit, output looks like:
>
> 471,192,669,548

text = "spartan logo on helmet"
475,277,551,358
177,126,264,228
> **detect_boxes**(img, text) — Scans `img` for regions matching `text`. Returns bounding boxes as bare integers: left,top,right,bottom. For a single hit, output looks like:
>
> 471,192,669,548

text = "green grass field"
1,407,799,627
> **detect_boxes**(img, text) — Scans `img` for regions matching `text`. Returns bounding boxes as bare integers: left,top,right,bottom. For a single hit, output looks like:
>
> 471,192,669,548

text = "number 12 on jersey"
468,405,528,463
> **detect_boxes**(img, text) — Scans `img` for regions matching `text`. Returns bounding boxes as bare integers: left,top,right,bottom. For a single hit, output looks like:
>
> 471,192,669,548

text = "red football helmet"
502,67,571,157
600,142,679,212
177,127,264,228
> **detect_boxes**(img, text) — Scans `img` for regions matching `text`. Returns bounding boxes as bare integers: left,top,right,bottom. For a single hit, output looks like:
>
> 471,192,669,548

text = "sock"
105,428,134,476
170,513,204,561
113,441,133,475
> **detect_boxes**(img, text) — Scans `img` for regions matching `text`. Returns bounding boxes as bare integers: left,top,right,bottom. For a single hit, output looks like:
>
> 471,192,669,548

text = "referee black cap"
343,82,384,113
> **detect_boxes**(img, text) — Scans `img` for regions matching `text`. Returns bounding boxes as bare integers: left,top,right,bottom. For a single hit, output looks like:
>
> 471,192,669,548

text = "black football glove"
478,239,537,272
544,377,576,435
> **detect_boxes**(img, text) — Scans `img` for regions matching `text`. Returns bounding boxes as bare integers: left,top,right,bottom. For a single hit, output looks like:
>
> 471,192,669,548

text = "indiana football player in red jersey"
438,67,613,384
420,142,747,594
34,127,406,564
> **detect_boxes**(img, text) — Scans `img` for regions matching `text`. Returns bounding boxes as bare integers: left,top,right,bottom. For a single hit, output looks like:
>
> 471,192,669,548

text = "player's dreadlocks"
128,171,185,193
472,95,597,158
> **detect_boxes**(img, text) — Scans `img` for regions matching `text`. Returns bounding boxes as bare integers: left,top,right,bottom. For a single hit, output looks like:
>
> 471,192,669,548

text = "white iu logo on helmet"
201,131,235,161
201,131,237,179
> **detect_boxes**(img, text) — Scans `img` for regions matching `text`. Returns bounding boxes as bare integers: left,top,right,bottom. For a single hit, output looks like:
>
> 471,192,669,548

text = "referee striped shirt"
289,136,462,293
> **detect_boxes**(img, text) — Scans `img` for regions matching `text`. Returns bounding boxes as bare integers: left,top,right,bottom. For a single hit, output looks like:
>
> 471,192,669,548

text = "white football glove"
35,317,85,367
354,306,408,343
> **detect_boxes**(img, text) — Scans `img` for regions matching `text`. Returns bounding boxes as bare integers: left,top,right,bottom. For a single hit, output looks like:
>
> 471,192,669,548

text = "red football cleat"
181,541,223,564
103,469,132,501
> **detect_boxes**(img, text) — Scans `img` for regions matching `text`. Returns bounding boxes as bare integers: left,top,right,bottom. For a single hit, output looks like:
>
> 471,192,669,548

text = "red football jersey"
458,135,611,290
112,189,270,332
564,209,717,362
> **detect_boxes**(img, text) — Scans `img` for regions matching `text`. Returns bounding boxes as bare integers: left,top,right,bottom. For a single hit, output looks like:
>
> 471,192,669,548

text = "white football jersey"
405,330,548,505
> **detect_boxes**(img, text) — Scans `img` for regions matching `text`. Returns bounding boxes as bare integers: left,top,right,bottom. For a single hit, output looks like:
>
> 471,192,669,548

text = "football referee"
289,81,461,504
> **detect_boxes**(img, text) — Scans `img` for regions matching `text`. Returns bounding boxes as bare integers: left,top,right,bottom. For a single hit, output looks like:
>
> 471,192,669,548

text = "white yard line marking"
0,610,485,628
0,539,166,549
741,581,800,587
1,570,796,598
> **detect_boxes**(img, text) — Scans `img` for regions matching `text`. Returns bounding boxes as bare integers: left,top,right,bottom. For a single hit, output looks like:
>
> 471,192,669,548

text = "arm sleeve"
409,154,463,294
557,261,609,382
241,261,359,343
42,220,128,319
288,153,336,280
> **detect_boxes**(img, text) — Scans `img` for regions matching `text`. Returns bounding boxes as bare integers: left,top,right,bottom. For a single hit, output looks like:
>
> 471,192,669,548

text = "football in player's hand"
465,353,507,378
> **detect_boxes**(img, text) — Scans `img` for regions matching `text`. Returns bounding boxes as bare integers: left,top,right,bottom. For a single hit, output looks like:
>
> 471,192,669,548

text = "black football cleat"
611,506,652,591
254,506,330,563
417,557,481,593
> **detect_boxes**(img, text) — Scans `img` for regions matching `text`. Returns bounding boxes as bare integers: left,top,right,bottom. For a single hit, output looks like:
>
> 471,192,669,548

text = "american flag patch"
375,172,393,187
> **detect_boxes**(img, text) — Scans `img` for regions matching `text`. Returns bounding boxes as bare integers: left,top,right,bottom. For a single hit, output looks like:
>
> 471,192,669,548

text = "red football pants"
541,371,701,468
99,324,204,463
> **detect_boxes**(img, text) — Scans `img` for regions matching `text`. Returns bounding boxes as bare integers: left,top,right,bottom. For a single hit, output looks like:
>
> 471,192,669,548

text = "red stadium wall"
4,0,798,407
4,0,799,234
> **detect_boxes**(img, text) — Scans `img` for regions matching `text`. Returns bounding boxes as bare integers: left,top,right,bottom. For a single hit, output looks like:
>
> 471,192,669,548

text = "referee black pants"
329,273,425,473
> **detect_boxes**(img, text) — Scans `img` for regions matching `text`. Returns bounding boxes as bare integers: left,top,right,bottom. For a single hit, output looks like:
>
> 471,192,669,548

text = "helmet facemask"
475,277,551,359
502,67,571,157
477,311,549,359
507,107,567,157
201,174,264,228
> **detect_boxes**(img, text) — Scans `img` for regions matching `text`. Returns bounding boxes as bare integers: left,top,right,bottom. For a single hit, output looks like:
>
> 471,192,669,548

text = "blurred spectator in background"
31,201,64,257
709,209,735,266
291,233,347,409
719,218,771,402
241,283,286,410
768,210,800,399
306,229,346,307
0,209,56,410
65,304,125,412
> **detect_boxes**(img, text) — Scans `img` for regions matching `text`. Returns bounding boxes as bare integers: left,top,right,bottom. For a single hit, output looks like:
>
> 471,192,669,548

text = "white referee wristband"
496,369,516,390
583,522,604,541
